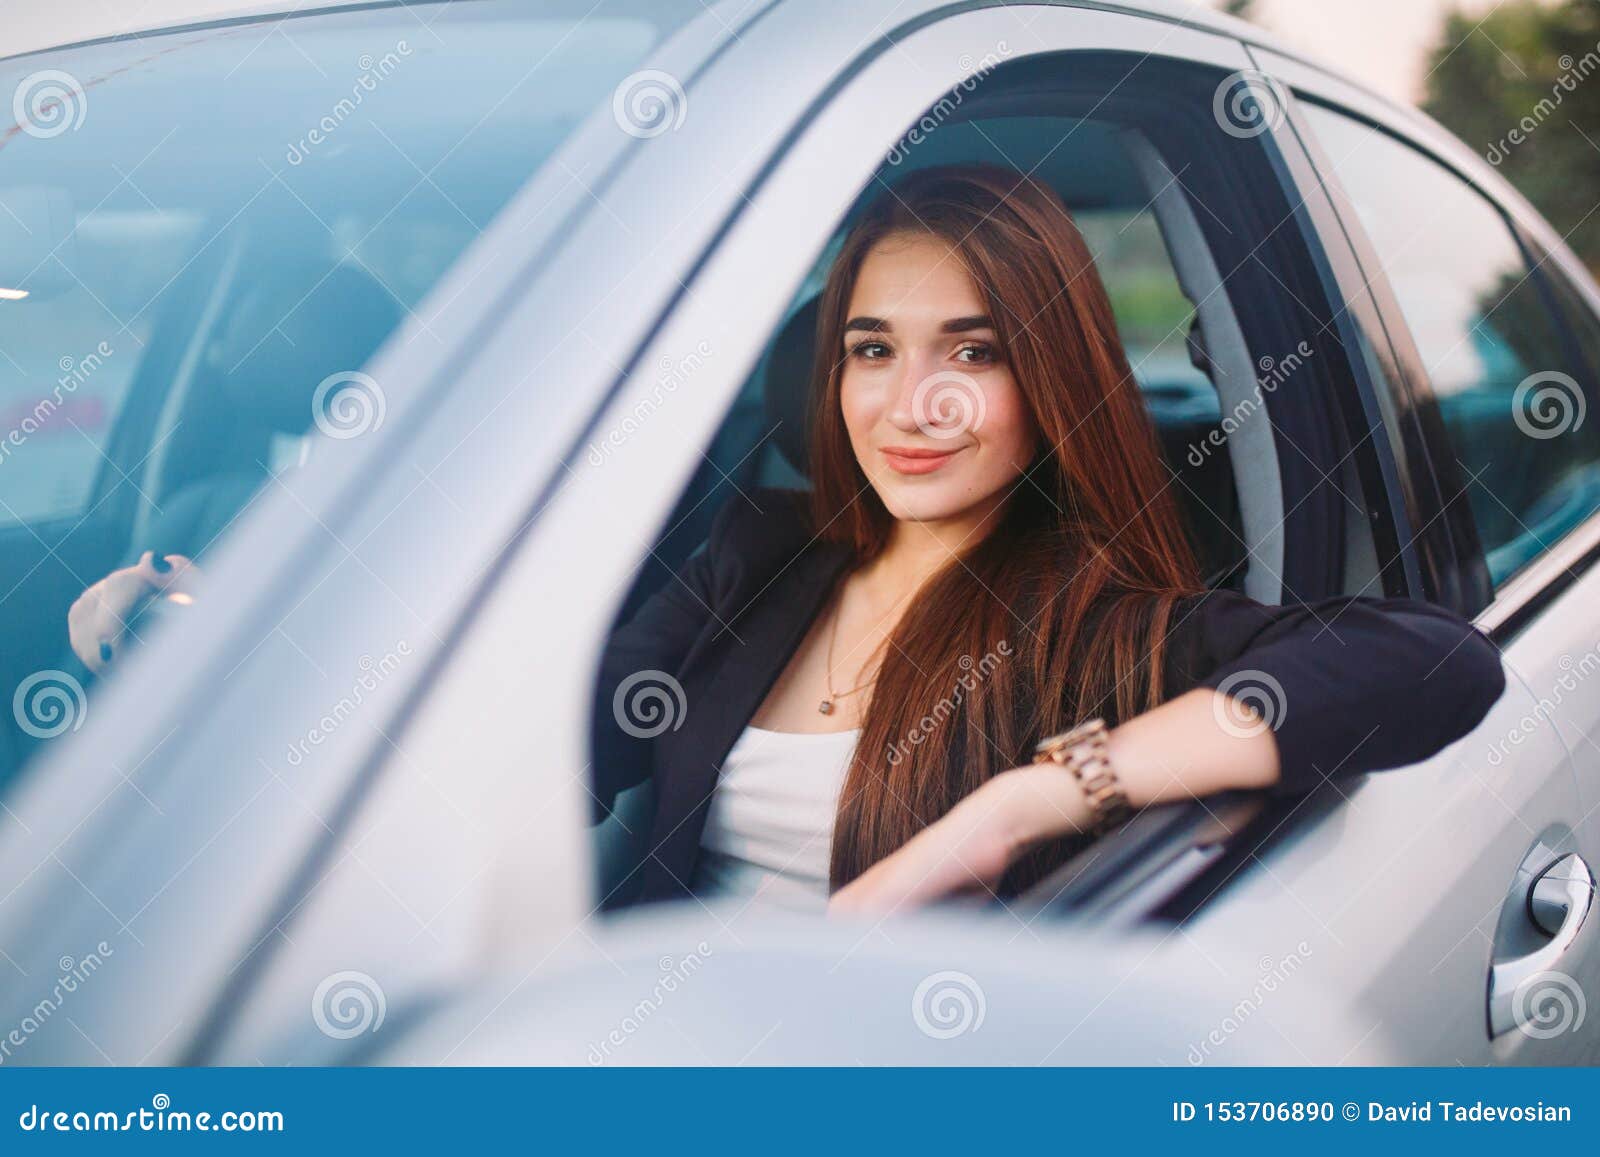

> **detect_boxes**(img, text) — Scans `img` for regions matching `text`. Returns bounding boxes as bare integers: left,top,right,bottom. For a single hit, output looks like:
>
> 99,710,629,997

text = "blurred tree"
1422,0,1600,274
1220,0,1259,21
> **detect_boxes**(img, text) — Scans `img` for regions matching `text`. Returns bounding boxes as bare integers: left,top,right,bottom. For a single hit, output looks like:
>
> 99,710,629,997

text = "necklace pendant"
818,699,834,716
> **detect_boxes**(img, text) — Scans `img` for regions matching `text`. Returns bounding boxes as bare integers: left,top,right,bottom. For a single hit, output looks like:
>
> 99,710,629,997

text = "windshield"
0,0,699,791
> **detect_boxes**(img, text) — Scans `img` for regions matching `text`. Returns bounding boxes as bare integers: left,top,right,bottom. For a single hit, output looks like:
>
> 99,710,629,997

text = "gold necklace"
819,597,881,715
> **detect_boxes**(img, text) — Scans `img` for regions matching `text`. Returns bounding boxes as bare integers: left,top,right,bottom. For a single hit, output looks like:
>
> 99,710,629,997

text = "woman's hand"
68,552,202,674
827,689,1283,917
828,765,1092,918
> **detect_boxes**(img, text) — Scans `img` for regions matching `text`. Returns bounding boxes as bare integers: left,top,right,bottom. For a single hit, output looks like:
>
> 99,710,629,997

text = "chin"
872,477,990,525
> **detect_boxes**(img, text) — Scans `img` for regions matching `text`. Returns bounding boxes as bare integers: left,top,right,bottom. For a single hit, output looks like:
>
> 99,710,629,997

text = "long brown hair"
809,163,1203,893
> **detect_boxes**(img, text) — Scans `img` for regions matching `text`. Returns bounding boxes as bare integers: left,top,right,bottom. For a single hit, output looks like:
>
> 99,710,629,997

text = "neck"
859,494,1007,597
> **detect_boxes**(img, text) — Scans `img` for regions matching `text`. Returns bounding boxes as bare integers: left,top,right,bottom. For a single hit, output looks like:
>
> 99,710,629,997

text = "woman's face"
839,231,1038,529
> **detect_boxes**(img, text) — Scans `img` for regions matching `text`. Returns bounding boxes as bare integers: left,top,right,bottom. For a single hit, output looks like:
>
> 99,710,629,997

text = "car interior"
591,109,1333,906
0,238,403,792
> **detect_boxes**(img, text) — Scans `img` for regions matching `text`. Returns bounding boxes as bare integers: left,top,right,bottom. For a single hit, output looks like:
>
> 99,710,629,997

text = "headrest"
208,261,401,434
761,295,821,477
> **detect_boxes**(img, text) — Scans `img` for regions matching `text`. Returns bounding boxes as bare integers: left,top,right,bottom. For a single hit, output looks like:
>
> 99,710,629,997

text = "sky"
1202,0,1534,103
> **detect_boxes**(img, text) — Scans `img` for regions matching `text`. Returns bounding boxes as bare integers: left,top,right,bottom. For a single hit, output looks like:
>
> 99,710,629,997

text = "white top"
693,725,861,912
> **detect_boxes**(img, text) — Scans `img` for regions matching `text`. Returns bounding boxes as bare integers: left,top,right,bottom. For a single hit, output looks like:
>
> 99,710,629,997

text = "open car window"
589,88,1354,909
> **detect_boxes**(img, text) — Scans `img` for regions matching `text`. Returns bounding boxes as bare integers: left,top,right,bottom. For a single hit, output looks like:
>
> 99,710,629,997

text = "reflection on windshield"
0,0,689,792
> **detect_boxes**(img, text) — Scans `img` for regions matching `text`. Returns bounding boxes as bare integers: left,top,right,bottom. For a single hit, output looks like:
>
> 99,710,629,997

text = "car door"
0,0,750,1066
1210,47,1600,1063
357,1,1427,1064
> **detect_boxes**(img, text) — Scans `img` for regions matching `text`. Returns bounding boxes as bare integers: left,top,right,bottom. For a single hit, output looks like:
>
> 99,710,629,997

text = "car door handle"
1487,853,1596,1038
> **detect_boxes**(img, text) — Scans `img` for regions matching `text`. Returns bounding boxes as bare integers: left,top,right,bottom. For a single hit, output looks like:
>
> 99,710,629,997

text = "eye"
847,340,892,361
954,342,996,365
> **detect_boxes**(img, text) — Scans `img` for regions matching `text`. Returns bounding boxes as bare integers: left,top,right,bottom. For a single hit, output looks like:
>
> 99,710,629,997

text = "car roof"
3,0,1296,77
0,0,1433,218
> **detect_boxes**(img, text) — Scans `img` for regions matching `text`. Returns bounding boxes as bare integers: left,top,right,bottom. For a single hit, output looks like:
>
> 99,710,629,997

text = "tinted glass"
0,0,694,788
1303,103,1600,585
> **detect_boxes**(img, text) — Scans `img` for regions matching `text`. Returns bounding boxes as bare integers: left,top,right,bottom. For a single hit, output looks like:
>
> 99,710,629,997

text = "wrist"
987,764,1093,854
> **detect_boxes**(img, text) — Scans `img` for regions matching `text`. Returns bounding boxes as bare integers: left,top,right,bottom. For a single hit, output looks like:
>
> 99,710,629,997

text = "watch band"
1030,717,1130,836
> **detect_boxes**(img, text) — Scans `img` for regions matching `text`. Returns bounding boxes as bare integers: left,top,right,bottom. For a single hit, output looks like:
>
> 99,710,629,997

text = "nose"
886,352,941,435
887,357,983,439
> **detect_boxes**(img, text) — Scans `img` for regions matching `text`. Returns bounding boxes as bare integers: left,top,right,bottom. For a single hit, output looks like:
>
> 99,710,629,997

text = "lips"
880,445,963,475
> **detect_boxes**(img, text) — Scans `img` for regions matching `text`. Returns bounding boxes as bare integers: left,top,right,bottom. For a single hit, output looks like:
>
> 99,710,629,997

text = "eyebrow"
843,314,995,335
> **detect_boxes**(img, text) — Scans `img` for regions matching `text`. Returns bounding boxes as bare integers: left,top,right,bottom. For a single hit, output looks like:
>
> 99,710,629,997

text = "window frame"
565,22,1425,919
1262,48,1600,641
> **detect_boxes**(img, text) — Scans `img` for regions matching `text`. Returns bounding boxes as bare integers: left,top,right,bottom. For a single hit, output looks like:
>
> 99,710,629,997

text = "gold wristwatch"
1031,717,1129,836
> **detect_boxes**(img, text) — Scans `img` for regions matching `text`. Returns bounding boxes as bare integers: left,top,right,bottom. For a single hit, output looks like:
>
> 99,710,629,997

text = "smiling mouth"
880,445,964,475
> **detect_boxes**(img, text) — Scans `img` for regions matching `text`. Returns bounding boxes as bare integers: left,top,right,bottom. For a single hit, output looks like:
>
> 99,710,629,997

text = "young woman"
593,163,1505,917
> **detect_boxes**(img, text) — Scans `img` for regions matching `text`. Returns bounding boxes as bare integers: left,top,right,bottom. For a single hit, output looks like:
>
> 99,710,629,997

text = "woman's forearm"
989,688,1281,853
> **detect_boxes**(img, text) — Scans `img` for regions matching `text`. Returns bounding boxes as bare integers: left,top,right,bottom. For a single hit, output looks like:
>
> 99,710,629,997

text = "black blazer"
593,489,1506,905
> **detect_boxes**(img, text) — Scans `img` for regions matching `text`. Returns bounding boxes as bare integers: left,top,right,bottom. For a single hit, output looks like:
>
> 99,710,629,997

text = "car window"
0,0,699,791
0,210,202,522
589,96,1322,905
1301,103,1600,586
